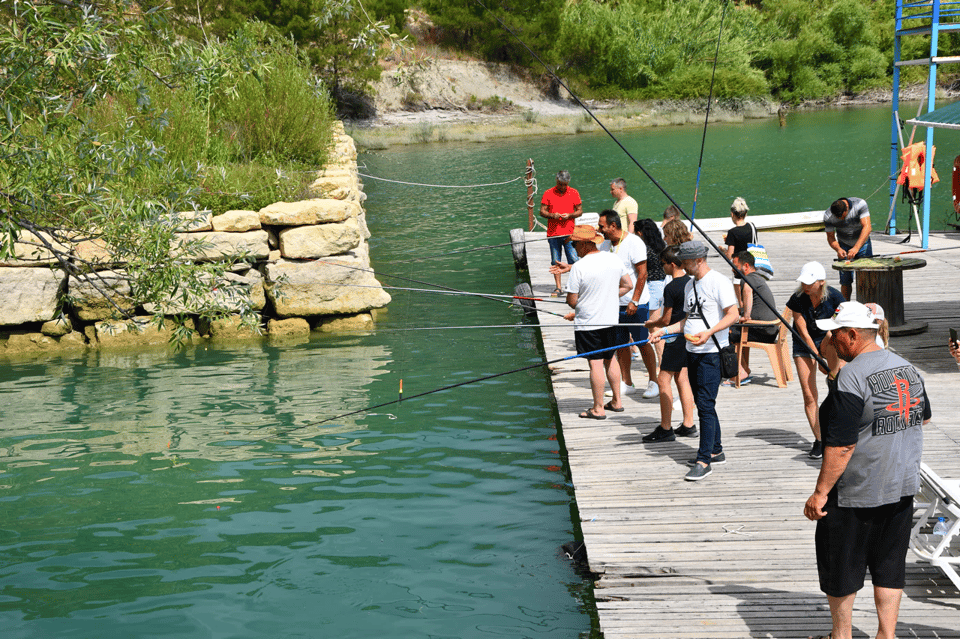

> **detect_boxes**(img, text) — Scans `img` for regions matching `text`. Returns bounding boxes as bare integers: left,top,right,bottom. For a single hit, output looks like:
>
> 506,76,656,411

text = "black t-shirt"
786,286,845,342
663,274,691,323
725,223,754,255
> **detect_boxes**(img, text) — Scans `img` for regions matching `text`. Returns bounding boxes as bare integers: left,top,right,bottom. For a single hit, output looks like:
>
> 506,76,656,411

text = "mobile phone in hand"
951,328,959,348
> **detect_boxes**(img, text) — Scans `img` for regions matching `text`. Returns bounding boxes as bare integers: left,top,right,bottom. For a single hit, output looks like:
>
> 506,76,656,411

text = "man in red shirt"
540,170,583,295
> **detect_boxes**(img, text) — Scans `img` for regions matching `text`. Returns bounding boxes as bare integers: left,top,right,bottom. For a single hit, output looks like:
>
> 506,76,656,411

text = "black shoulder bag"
692,279,739,379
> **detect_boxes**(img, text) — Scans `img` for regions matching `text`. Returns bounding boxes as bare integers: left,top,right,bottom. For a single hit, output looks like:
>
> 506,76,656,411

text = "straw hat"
569,225,603,245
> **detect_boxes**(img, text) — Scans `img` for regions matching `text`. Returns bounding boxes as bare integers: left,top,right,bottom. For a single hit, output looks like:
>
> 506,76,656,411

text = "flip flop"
579,410,606,420
603,402,624,412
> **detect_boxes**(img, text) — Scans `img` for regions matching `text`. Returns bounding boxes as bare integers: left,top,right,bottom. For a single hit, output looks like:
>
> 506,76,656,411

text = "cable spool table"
832,256,928,336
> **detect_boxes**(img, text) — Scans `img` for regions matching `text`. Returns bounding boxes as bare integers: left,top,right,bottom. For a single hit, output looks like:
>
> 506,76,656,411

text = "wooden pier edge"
514,228,960,639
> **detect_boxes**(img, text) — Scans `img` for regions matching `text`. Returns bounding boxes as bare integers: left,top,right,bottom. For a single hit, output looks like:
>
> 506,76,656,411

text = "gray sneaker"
674,424,698,438
687,452,725,466
684,463,712,481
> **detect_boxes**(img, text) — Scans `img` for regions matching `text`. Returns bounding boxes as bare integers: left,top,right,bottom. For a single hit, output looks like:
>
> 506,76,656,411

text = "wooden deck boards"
522,228,960,638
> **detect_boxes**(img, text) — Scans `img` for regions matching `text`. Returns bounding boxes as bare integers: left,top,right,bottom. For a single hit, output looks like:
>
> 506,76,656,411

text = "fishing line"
870,245,960,258
321,323,639,332
243,336,664,445
690,0,730,221
375,235,551,264
313,258,571,318
357,172,524,189
474,0,831,372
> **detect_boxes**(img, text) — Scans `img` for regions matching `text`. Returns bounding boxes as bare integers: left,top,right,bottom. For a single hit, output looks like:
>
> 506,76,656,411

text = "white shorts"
646,280,665,311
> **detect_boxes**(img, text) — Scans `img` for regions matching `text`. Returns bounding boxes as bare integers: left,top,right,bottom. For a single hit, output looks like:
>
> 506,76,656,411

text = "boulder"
0,268,66,326
172,230,270,262
142,269,266,315
71,237,114,266
259,199,360,226
94,316,195,348
308,174,361,201
267,317,310,337
41,317,72,337
264,253,391,317
278,218,362,259
5,332,56,353
204,315,263,340
316,312,374,333
68,270,135,321
58,332,87,350
212,210,261,233
0,230,65,267
163,210,213,232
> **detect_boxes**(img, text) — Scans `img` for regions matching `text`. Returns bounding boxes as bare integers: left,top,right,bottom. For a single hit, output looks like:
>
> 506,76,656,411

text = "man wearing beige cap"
551,225,632,420
804,301,930,639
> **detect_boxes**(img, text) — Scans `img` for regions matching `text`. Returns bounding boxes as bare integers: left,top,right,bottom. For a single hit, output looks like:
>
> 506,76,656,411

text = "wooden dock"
521,227,960,638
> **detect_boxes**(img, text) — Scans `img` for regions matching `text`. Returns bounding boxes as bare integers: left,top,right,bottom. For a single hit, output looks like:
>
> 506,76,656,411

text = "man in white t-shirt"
551,225,632,420
597,210,658,400
650,241,738,481
610,178,638,232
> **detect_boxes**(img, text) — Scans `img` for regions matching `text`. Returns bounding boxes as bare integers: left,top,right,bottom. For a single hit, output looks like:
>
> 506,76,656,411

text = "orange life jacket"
898,142,939,190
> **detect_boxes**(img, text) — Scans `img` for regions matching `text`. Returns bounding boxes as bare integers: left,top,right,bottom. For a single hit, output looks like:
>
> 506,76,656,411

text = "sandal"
579,410,606,420
551,288,563,297
603,401,624,412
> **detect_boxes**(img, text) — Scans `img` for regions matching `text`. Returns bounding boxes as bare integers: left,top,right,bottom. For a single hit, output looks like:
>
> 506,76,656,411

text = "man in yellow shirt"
610,178,638,233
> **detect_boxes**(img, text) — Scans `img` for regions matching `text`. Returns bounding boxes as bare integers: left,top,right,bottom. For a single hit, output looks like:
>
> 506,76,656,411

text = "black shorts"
575,327,619,360
815,491,914,597
660,338,688,372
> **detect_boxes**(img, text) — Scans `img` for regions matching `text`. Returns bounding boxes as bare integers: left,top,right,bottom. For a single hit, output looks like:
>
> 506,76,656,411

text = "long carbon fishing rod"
872,245,960,258
374,235,550,264
690,0,730,221
474,0,831,372
248,337,663,445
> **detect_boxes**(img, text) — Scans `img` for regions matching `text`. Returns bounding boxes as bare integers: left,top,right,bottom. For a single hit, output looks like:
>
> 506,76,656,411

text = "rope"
690,0,730,221
357,172,524,188
526,161,547,231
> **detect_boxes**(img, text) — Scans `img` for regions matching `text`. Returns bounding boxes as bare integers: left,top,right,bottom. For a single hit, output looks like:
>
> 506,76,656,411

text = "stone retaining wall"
0,122,390,355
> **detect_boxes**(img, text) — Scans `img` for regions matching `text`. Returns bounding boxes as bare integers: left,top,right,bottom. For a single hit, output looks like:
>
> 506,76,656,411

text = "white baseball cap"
796,261,826,285
816,301,878,331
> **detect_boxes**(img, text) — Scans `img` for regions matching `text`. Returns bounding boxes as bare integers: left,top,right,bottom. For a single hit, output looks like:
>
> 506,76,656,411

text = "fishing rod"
690,0,730,222
474,0,831,372
375,235,551,264
871,244,960,258
247,336,665,445
320,322,641,332
308,281,571,304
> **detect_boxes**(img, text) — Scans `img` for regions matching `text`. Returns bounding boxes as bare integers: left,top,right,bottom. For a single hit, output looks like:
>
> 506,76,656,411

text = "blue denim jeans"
548,235,579,266
838,238,873,286
687,351,723,464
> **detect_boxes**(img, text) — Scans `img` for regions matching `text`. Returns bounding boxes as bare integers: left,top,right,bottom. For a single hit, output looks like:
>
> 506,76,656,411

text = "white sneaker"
642,381,659,399
673,397,682,410
604,381,635,398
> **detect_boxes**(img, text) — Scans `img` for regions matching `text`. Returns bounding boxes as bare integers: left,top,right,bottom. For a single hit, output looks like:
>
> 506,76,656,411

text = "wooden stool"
734,319,793,388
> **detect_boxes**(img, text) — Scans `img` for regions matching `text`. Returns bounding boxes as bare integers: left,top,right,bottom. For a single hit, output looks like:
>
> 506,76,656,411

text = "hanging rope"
690,0,730,221
526,161,547,231
357,172,524,188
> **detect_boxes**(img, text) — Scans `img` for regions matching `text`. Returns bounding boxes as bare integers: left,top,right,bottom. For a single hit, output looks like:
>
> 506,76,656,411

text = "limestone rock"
94,316,195,348
212,210,261,232
0,268,66,326
163,210,213,232
58,331,87,350
0,231,65,267
71,237,114,266
266,228,279,249
68,270,135,321
204,315,263,340
41,317,72,337
5,332,56,353
172,230,270,262
317,313,374,333
267,317,310,337
259,199,360,226
268,249,282,262
279,218,361,259
308,174,361,201
142,269,265,315
265,253,391,317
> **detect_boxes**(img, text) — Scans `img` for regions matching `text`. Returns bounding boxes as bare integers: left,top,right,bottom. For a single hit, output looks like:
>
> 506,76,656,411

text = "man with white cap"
552,225,632,420
804,301,930,639
650,240,738,481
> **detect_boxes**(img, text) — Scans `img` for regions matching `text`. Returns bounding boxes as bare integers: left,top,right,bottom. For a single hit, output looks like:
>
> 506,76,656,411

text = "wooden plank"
520,228,960,638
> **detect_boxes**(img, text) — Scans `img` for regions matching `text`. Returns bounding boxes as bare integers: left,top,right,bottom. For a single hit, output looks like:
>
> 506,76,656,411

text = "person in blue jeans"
824,197,873,300
650,241,738,481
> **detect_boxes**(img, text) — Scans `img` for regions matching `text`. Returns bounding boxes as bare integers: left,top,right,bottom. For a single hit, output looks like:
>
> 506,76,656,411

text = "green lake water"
1,104,956,638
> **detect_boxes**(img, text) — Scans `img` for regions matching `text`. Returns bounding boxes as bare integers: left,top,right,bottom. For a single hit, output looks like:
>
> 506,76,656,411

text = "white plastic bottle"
933,517,949,536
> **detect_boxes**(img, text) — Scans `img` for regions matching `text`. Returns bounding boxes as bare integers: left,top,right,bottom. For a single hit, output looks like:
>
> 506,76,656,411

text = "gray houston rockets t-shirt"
824,349,930,508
